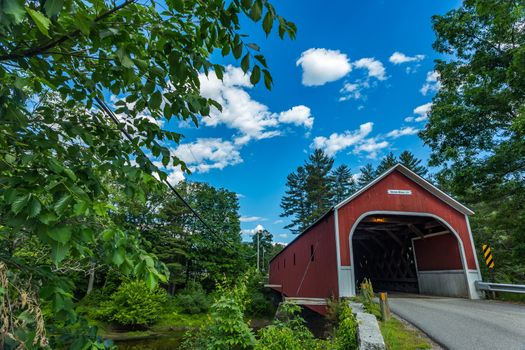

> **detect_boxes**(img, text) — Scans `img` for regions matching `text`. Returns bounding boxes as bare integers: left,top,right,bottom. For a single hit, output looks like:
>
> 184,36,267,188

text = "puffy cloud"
420,70,441,95
352,58,387,80
312,122,374,156
240,216,265,223
166,165,185,185
296,48,351,86
172,138,242,173
389,51,425,64
352,138,389,159
242,224,265,235
413,102,433,122
339,82,363,101
278,105,314,129
387,126,420,139
199,66,313,145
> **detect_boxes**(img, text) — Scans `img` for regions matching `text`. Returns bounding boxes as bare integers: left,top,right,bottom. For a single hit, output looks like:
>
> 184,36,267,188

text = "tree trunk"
86,262,95,295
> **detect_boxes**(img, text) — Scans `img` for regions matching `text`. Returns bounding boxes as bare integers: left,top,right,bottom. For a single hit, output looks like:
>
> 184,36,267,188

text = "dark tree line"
280,150,427,233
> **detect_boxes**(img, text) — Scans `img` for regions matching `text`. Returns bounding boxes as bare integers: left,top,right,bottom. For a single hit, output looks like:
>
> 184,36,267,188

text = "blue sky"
149,0,460,244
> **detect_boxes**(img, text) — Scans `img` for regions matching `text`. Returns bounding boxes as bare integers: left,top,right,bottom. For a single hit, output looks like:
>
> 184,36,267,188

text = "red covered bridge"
268,164,482,314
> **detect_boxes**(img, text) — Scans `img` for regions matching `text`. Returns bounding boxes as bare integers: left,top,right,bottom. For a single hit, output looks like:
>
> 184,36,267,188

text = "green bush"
181,276,256,350
256,302,321,350
97,280,168,327
332,303,358,350
174,282,210,314
245,271,275,318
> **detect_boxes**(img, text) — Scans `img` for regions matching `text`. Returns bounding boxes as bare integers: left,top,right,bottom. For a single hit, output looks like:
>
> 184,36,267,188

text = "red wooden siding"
337,170,477,270
414,233,463,270
268,213,339,310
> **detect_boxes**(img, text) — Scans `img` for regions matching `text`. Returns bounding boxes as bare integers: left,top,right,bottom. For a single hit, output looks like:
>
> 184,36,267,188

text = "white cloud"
413,102,433,122
199,66,313,145
389,51,425,65
242,224,265,235
273,219,284,224
172,138,242,173
278,233,288,239
158,163,185,185
240,216,265,223
420,70,441,95
236,193,246,199
296,48,351,86
312,122,374,156
404,116,414,122
278,105,313,129
352,58,387,81
339,82,363,101
387,126,420,139
352,138,389,159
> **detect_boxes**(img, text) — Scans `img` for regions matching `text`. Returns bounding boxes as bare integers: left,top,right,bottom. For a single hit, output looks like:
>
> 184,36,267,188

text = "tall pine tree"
281,150,361,233
399,151,428,176
358,164,376,187
332,165,357,204
304,149,335,223
280,166,310,233
375,152,398,175
357,151,428,188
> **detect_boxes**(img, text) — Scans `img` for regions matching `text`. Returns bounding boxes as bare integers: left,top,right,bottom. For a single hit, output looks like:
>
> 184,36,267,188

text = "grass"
354,293,432,350
379,317,432,350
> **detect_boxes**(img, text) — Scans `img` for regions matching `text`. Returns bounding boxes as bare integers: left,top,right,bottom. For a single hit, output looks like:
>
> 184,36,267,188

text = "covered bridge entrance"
268,164,482,314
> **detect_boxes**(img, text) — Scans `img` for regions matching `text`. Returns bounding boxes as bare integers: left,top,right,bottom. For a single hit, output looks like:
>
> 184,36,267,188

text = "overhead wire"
93,95,236,250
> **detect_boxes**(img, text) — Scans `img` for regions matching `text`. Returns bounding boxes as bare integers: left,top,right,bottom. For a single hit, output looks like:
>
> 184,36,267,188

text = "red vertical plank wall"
268,213,339,308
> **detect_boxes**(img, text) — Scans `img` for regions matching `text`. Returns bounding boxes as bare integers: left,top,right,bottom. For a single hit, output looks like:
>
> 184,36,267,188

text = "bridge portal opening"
352,214,464,296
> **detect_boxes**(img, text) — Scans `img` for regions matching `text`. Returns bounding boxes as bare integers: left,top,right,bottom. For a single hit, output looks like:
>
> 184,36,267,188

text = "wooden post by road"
380,292,390,321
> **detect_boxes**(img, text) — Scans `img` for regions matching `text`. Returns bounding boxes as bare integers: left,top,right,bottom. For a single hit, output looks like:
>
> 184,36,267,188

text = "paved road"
389,296,525,350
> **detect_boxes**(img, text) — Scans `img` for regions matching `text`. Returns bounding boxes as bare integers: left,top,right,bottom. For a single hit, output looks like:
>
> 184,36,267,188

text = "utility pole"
256,230,260,272
262,246,265,273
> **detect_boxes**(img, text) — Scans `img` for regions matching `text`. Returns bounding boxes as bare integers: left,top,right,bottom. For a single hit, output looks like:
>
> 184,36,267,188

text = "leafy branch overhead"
0,0,295,348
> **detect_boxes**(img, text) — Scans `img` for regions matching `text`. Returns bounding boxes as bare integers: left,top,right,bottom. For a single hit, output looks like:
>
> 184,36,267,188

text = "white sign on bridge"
387,189,412,195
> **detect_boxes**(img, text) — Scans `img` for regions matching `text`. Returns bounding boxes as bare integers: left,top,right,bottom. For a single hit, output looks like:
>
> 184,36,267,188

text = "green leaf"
254,54,267,68
73,201,88,216
241,0,253,9
51,241,69,265
112,248,125,266
44,0,64,17
102,229,114,241
249,0,262,22
233,43,243,59
54,193,71,215
48,226,72,244
146,271,156,290
262,11,273,35
39,212,58,225
117,47,134,68
3,0,25,23
28,197,42,218
11,194,30,214
250,65,261,85
263,69,272,90
63,168,77,181
150,91,162,110
246,43,260,51
241,53,250,73
74,12,91,35
25,7,51,37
